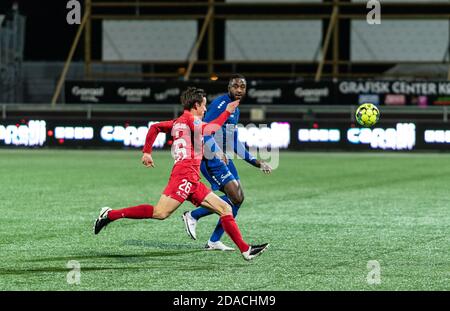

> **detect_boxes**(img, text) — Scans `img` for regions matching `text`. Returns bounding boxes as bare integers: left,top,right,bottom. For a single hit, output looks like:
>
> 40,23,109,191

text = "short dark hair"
229,74,246,85
180,87,206,110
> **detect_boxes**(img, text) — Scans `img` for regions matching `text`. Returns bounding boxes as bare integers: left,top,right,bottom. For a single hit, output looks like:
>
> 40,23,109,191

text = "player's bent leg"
190,160,236,222
94,204,154,234
208,180,242,244
200,192,232,217
224,160,244,206
200,192,249,252
189,182,241,222
152,195,183,220
200,192,270,261
182,183,222,241
93,195,181,235
223,180,244,206
181,199,218,241
207,160,244,243
198,196,234,249
108,204,154,221
189,205,213,221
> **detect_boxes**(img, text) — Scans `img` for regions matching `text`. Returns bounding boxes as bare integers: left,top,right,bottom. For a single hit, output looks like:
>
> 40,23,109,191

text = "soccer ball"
355,103,380,127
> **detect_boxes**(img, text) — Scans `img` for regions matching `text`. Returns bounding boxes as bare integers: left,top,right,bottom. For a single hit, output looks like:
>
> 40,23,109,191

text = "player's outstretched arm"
143,120,174,153
142,120,174,168
202,100,240,135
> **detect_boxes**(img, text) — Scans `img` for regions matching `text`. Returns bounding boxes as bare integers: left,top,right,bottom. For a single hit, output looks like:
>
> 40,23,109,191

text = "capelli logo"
66,0,81,25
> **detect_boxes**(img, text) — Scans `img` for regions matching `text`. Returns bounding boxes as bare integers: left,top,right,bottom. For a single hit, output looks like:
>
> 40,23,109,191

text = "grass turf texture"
1,149,450,290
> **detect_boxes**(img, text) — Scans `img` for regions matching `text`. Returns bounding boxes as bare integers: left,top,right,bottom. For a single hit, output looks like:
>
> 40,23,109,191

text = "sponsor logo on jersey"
220,172,232,181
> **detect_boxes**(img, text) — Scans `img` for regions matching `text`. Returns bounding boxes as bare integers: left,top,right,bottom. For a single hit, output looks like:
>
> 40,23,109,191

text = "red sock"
108,204,154,221
220,215,250,253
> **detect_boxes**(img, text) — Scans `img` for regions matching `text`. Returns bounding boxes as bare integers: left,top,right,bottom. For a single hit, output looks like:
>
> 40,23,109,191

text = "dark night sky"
0,0,96,61
0,0,209,61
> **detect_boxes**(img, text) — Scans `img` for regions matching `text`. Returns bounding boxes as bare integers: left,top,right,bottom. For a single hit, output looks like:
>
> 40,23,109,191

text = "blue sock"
210,195,240,242
190,206,213,220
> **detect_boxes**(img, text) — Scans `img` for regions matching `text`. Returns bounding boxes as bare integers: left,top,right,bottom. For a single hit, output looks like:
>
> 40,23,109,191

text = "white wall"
226,21,322,61
351,20,449,61
102,21,197,61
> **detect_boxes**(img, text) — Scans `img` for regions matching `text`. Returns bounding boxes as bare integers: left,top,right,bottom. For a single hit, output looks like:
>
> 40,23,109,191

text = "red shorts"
163,170,211,207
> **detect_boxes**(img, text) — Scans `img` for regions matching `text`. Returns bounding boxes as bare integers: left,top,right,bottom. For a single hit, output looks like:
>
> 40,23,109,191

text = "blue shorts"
200,158,240,192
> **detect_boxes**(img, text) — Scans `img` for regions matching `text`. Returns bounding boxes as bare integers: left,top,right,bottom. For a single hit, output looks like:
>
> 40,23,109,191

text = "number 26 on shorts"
178,179,192,194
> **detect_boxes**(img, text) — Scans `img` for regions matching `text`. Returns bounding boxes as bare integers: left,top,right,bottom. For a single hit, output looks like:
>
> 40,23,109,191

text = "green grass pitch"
1,149,450,290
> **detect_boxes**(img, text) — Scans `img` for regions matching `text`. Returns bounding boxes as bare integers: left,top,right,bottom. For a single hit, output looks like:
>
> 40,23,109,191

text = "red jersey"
143,109,231,179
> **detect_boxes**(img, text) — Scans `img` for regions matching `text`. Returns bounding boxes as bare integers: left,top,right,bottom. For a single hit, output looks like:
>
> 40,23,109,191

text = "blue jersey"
203,94,257,166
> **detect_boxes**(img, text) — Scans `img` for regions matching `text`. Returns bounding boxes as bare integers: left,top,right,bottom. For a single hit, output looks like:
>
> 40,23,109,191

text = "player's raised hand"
256,160,272,174
226,100,240,113
142,153,155,168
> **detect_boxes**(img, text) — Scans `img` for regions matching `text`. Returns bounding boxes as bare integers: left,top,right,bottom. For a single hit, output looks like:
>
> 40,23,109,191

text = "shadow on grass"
2,250,248,275
25,249,204,264
26,239,205,263
2,250,232,275
0,266,137,275
13,249,248,275
0,261,234,275
10,239,249,275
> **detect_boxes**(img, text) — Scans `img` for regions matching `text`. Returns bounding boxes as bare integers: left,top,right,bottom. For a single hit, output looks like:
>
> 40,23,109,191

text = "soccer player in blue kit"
182,74,273,251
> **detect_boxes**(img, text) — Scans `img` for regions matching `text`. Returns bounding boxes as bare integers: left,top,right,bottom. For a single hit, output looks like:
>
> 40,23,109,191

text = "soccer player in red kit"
93,87,269,261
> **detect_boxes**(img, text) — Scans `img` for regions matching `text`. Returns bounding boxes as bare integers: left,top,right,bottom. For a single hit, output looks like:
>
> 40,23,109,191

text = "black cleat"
93,207,112,235
241,243,269,261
